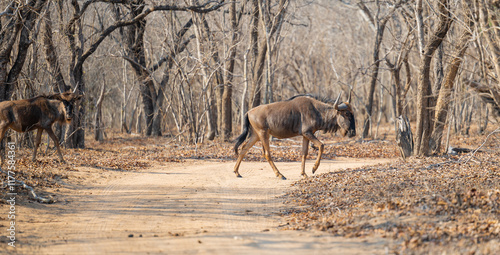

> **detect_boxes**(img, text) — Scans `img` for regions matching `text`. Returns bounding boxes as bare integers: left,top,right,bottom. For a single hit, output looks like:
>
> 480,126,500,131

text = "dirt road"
10,158,392,255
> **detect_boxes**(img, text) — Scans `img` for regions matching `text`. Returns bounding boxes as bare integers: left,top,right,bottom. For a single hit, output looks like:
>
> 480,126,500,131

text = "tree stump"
396,115,414,161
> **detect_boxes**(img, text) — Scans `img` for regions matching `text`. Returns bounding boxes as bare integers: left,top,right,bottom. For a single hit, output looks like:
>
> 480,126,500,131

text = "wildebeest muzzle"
64,101,74,121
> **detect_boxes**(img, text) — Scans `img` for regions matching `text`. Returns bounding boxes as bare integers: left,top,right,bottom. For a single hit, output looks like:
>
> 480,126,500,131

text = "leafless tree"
0,0,48,101
356,0,403,139
430,0,475,154
414,0,453,156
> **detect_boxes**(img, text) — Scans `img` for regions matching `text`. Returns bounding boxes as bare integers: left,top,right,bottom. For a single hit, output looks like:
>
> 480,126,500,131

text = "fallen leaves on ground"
281,129,500,254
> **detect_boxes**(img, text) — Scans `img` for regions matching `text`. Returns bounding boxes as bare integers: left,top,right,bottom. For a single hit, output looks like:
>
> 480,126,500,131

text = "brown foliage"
281,130,500,254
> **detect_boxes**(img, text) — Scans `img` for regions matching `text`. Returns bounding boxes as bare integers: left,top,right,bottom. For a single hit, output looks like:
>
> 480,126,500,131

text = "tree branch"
73,1,227,78
0,168,56,203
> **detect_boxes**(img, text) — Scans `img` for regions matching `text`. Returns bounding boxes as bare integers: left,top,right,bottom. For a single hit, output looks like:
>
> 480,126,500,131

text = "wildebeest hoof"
278,175,287,180
235,174,242,178
301,173,308,178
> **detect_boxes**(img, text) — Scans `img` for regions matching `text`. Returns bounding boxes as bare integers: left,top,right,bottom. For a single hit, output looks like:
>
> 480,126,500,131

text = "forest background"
1,0,500,154
2,1,500,253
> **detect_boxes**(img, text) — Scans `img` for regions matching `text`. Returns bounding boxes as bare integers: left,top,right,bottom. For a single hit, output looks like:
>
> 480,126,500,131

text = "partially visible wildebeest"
0,92,82,164
234,93,356,180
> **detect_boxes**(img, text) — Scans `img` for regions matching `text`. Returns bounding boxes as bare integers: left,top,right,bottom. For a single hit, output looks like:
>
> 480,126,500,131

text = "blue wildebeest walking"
234,94,356,180
0,92,82,163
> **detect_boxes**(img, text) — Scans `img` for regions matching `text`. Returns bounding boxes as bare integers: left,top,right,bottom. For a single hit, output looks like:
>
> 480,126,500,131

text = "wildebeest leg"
303,132,324,174
301,137,309,177
45,127,65,163
234,132,259,178
32,128,43,161
258,131,286,180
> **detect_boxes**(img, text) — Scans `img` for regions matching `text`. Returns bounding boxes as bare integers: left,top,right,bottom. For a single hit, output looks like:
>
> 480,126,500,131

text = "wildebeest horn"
72,83,79,93
347,89,352,103
333,92,342,106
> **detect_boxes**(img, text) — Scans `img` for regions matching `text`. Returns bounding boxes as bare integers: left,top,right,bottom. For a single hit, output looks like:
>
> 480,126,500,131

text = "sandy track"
11,158,392,255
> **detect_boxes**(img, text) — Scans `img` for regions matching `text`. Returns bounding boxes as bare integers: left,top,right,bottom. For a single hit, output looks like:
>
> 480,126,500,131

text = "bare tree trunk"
241,49,250,130
414,0,452,156
222,2,238,141
196,16,224,140
94,83,105,141
396,115,414,160
259,1,273,104
121,0,156,136
0,3,18,100
249,0,261,108
136,108,143,135
120,71,128,133
128,94,141,134
64,0,88,149
192,10,216,140
0,0,47,101
362,20,388,138
415,0,425,57
251,35,267,108
357,1,398,138
43,4,70,93
430,3,474,154
477,0,500,108
249,0,288,107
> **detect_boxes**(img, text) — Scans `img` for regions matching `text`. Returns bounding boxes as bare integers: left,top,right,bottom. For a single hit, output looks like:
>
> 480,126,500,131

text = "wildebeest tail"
234,113,250,155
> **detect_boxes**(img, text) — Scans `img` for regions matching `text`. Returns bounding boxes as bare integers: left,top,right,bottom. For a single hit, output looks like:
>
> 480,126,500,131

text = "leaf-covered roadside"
281,135,500,254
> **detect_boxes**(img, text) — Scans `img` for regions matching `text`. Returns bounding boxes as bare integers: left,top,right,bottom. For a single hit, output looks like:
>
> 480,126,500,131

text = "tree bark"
414,0,452,156
362,19,388,138
151,19,194,137
477,0,500,108
0,0,48,101
430,2,474,154
222,2,238,141
122,0,156,136
43,4,70,93
0,3,19,100
415,0,425,57
63,0,89,149
94,83,105,141
249,0,261,107
192,10,217,141
249,0,288,108
358,1,400,138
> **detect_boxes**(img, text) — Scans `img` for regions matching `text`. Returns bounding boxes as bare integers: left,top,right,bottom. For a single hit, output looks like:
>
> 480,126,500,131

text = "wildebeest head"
332,92,355,138
50,92,83,122
335,102,356,137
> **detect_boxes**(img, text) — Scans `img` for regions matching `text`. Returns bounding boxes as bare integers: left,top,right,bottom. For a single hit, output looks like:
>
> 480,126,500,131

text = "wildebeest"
234,94,356,180
0,92,82,164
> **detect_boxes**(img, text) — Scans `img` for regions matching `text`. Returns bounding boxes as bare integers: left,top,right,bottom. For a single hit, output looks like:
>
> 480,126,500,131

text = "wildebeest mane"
23,94,59,103
287,94,337,105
